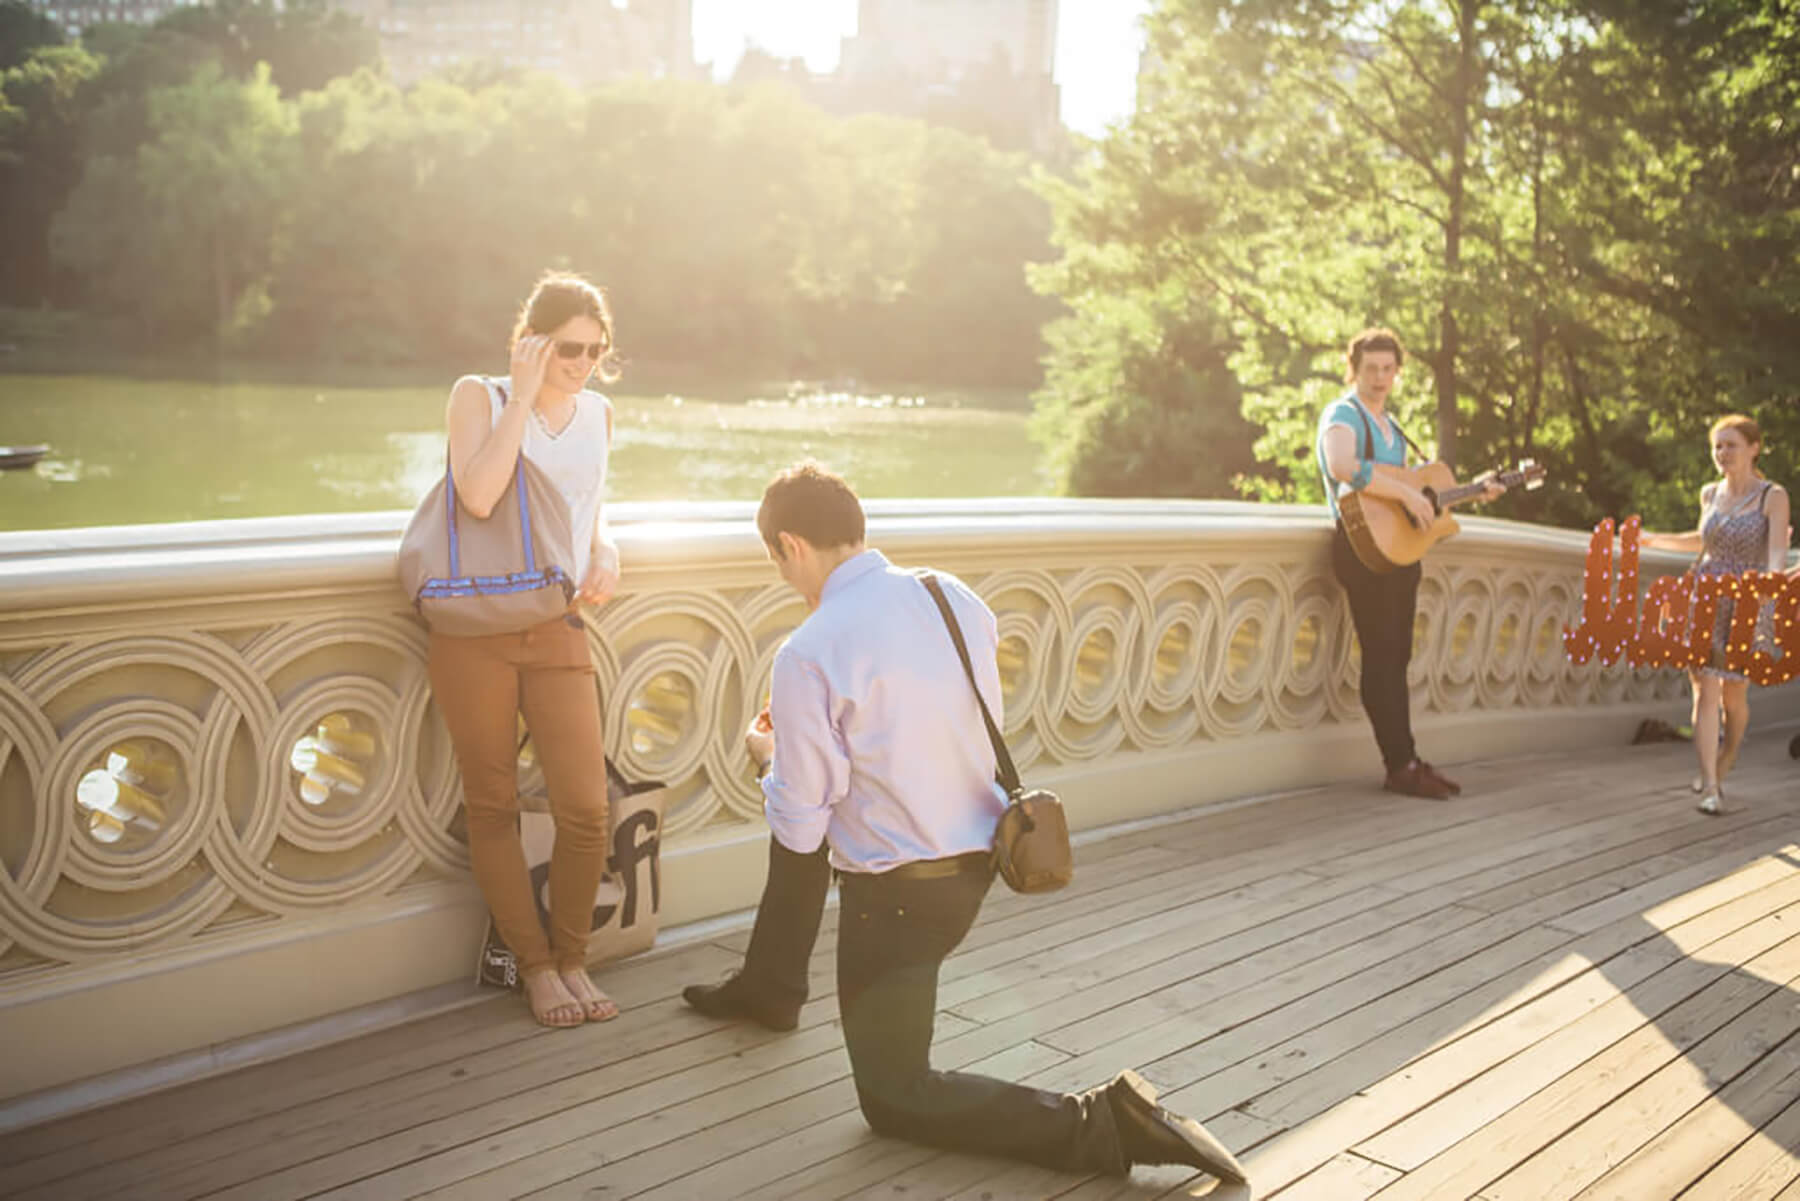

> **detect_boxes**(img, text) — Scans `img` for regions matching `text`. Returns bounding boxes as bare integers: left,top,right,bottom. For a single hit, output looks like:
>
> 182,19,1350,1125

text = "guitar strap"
1355,402,1425,464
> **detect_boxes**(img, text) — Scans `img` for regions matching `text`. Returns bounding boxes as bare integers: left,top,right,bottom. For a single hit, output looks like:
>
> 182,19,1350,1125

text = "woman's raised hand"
509,334,554,407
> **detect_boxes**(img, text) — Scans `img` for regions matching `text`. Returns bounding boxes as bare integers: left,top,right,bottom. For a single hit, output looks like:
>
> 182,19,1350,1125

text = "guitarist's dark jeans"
1332,522,1422,772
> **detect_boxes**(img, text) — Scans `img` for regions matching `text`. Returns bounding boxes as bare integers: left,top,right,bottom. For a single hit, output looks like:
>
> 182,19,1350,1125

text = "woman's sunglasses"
555,338,608,361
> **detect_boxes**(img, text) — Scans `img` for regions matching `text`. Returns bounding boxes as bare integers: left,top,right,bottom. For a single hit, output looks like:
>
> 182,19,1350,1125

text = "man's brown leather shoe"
1418,760,1462,796
681,973,800,1032
1105,1069,1247,1184
1384,760,1454,800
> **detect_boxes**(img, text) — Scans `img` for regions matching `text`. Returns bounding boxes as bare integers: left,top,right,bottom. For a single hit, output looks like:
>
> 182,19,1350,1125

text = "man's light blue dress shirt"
761,549,1009,874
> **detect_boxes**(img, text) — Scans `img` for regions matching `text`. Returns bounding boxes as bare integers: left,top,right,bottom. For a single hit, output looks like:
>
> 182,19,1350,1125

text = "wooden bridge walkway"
3,731,1799,1200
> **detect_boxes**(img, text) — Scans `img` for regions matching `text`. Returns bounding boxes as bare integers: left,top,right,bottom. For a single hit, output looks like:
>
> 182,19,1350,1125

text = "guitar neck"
1435,482,1491,509
1435,470,1528,510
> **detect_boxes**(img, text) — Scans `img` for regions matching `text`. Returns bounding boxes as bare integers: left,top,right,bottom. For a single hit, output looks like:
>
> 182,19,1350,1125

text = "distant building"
332,0,695,87
832,0,1060,153
28,0,696,89
841,0,1054,82
25,0,201,41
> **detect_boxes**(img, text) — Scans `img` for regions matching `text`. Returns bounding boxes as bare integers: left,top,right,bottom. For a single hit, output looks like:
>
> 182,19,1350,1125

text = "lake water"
0,375,1046,531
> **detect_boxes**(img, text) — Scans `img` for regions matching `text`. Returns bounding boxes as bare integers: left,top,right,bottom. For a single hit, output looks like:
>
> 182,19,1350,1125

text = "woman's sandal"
560,969,620,1023
524,969,585,1029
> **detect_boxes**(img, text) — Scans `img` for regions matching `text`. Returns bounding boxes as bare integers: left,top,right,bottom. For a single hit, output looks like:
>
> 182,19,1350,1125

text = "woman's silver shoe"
1698,792,1722,816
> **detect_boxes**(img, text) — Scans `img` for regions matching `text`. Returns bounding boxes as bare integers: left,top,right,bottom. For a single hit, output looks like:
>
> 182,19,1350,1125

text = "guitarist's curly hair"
1346,328,1405,381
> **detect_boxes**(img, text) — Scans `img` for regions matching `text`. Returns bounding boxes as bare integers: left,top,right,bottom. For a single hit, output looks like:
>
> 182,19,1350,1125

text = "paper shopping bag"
475,756,665,989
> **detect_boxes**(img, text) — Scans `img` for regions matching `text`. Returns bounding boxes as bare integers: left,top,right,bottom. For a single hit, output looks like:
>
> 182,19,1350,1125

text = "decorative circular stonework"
76,737,179,849
289,712,379,809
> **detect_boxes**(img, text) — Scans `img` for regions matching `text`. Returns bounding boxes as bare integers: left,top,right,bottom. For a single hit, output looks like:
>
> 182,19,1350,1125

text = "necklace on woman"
533,399,577,439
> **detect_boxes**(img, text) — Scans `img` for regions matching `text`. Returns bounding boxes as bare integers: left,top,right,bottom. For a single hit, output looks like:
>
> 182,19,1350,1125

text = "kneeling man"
687,461,1246,1184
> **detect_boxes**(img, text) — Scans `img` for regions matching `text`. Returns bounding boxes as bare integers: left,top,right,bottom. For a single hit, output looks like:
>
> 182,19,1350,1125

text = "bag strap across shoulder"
443,379,537,578
1353,399,1424,463
918,572,1022,799
485,376,509,427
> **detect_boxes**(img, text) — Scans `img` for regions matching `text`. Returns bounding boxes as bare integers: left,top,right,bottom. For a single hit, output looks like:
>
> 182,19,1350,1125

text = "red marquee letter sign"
1632,573,1703,671
1565,517,1641,665
1572,514,1798,679
1722,571,1800,686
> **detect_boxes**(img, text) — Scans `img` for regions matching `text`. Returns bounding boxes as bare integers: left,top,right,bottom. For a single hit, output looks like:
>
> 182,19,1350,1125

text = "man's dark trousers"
1331,522,1422,772
835,863,1122,1172
735,837,832,1013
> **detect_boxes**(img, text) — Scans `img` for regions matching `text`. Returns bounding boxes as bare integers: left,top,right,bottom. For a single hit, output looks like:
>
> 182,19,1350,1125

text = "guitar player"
1316,327,1506,800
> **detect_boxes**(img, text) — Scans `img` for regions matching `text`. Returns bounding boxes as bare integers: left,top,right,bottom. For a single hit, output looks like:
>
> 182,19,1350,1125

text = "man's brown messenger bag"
919,573,1074,894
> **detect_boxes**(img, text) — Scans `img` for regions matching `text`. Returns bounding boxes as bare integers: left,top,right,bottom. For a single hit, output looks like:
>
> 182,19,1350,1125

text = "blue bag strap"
515,458,537,574
494,382,540,574
445,458,461,578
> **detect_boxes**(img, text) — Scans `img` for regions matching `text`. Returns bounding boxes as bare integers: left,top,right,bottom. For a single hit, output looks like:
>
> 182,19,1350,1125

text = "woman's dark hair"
1345,327,1405,382
510,270,621,383
757,462,865,557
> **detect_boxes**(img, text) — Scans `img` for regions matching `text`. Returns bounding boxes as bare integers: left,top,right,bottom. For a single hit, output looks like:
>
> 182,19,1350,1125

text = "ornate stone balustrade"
3,500,1787,1110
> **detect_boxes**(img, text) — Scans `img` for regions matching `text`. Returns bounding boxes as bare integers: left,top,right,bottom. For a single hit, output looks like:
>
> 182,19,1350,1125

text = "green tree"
32,55,1057,388
1546,0,1800,516
1028,90,1269,498
54,62,296,347
893,127,1056,385
0,0,61,72
800,116,1055,386
74,0,377,164
150,0,379,95
1034,0,1800,528
266,69,593,366
0,44,98,303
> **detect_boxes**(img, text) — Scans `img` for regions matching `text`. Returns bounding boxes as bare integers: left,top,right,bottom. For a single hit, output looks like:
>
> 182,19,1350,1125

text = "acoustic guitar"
1339,460,1546,573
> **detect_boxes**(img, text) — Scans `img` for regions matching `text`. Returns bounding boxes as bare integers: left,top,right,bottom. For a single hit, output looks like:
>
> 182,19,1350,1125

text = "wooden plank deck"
3,730,1799,1201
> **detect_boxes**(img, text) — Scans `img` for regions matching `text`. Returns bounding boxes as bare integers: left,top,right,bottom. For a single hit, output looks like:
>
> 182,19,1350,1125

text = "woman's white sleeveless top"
486,378,611,583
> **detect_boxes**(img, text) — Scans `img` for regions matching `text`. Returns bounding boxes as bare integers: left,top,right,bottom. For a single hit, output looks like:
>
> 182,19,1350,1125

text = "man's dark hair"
1345,327,1405,381
757,462,865,558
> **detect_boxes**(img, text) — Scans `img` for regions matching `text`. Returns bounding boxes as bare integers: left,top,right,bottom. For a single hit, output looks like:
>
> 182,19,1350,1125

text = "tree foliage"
0,0,60,73
56,62,295,346
3,2,1052,387
0,44,97,304
1033,0,1800,527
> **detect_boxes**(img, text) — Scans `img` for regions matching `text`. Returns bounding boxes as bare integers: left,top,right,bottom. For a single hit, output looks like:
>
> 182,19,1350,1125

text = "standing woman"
1642,415,1790,815
429,271,623,1026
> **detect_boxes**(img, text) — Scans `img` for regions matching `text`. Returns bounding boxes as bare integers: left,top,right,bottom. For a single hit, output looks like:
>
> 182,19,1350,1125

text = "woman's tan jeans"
427,616,609,974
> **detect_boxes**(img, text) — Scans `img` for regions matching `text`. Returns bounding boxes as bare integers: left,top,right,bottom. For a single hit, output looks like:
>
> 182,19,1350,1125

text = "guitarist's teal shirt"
1317,391,1408,521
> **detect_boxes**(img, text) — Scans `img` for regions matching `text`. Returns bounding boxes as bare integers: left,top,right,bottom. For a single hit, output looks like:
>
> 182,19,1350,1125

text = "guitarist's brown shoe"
1384,760,1454,800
